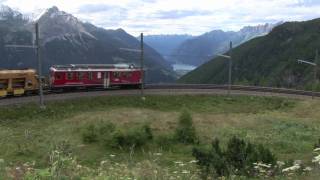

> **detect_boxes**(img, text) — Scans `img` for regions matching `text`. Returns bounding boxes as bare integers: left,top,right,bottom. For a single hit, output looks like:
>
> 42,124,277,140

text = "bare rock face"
36,6,96,44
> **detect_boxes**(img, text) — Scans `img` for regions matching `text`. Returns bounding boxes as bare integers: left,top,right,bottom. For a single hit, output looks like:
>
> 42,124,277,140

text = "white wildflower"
282,164,300,173
294,160,302,165
110,154,116,158
312,154,320,163
154,153,162,156
173,171,178,174
314,148,320,152
181,170,190,174
253,162,271,168
303,167,313,172
277,161,285,167
174,161,183,164
100,160,108,166
189,160,198,163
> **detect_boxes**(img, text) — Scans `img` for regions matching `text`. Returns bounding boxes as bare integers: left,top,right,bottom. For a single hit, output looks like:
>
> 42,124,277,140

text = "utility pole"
228,41,233,96
217,41,233,96
35,22,45,108
313,50,319,99
297,49,319,99
140,33,144,97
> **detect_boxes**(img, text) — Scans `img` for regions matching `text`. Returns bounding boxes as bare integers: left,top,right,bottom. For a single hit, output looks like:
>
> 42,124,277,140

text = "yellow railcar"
0,69,38,97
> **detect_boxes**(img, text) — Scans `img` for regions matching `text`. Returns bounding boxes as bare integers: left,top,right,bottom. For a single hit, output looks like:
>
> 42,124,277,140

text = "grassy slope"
0,95,320,178
179,18,320,89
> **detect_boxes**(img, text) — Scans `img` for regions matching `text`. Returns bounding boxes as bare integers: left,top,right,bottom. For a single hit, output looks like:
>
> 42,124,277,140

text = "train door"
103,72,110,89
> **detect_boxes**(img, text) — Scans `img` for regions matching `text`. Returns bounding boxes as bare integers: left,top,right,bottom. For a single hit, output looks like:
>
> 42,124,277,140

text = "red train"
49,64,143,90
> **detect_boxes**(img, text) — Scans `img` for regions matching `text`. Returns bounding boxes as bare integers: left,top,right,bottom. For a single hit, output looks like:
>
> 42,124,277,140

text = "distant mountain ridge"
171,23,280,66
144,34,192,62
179,18,320,89
0,6,176,83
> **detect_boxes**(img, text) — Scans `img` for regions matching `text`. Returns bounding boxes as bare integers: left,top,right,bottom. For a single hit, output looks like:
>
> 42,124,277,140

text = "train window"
113,72,120,78
0,80,8,89
89,72,93,80
55,73,62,80
77,72,85,80
97,72,102,79
12,78,25,88
67,72,73,80
124,72,133,78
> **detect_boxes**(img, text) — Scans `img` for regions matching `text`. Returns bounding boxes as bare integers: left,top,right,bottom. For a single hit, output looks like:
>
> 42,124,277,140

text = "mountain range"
144,34,192,62
0,5,176,83
170,23,280,66
179,18,320,90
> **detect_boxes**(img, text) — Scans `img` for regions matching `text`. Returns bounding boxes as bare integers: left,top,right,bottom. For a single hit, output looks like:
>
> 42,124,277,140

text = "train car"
0,69,38,97
49,64,142,90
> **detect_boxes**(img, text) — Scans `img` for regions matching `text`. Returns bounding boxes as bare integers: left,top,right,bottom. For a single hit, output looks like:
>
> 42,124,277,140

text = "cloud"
153,10,212,19
78,4,127,14
1,0,320,35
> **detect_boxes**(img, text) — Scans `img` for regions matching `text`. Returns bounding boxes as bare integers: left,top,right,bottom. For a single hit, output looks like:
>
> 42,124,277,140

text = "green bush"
106,124,153,149
82,124,99,143
155,134,175,150
193,136,277,178
81,122,116,144
174,110,198,144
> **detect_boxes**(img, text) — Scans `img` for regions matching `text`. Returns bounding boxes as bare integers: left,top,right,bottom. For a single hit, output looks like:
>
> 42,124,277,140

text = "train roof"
50,64,142,72
0,69,36,74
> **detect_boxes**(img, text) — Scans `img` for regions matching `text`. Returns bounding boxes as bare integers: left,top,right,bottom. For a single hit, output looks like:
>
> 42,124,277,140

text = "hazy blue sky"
2,0,320,35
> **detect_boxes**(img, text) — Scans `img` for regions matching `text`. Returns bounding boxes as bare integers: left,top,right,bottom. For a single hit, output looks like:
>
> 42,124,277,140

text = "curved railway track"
0,84,319,106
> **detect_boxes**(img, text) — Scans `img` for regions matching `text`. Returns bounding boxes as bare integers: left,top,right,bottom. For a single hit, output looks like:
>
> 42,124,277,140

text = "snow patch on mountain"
36,6,97,44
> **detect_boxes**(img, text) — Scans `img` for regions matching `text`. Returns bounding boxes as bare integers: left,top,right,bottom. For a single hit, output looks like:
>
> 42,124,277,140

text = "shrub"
155,134,175,150
193,136,277,178
82,124,99,143
82,122,116,144
174,110,198,144
108,124,153,149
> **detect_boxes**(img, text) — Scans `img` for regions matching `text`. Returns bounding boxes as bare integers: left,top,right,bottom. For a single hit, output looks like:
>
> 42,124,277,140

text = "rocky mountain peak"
37,6,96,43
0,5,22,19
46,6,59,14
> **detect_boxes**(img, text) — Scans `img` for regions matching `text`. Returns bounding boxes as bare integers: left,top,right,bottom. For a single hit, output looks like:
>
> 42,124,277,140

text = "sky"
1,0,320,36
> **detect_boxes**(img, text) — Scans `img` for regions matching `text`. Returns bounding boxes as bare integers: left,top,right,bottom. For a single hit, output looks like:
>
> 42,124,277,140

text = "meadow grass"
0,95,319,179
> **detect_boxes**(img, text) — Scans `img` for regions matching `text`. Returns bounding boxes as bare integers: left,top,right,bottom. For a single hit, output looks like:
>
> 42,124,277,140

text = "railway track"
0,84,319,106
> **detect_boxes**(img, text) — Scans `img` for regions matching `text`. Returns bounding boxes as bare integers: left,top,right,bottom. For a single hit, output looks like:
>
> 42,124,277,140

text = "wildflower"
277,161,285,167
181,170,190,174
100,160,108,166
173,171,178,174
282,164,300,173
294,160,302,165
154,153,162,156
314,148,320,152
303,167,313,172
189,160,198,163
110,154,116,158
174,161,183,164
312,154,320,164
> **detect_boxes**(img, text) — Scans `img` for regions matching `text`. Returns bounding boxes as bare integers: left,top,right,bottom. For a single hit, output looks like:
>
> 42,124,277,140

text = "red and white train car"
49,64,142,90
